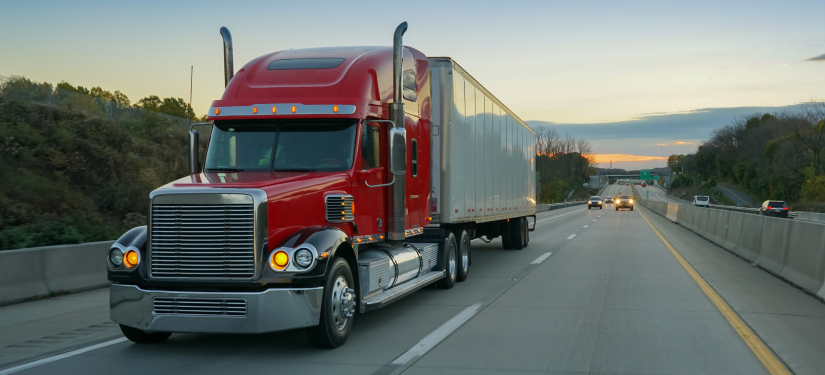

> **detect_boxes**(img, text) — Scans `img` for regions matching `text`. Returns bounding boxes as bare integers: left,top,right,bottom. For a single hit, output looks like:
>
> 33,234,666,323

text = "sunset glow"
592,154,669,164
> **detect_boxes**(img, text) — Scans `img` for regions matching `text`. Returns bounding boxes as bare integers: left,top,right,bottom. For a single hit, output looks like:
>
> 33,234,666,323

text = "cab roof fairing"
208,46,429,121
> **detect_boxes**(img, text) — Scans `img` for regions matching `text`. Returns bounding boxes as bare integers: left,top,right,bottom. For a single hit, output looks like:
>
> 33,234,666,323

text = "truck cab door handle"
364,175,395,188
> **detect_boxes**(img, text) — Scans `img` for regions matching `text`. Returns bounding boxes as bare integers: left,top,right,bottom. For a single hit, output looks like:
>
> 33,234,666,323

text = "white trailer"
428,58,537,227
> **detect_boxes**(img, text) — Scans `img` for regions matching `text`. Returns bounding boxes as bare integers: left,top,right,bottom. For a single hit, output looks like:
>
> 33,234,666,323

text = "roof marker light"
292,106,297,113
333,105,339,113
253,107,258,114
272,106,277,114
215,108,220,115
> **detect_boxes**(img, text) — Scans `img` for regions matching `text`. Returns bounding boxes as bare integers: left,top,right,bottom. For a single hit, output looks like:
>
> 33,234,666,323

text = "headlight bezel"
269,244,319,273
108,244,140,271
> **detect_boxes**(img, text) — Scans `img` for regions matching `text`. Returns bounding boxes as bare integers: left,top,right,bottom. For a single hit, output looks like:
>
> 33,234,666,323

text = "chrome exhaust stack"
220,27,234,87
387,22,408,241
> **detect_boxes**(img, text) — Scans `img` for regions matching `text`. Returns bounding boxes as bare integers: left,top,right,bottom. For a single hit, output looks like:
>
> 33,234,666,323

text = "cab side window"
361,124,381,170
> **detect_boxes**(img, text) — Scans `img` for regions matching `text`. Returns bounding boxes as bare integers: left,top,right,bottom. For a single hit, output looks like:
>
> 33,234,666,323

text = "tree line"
667,100,825,211
534,127,596,203
1,76,205,121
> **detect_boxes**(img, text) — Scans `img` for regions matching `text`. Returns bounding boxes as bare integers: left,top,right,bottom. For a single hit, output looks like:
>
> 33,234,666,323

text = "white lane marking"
567,234,577,240
583,225,589,228
530,252,553,264
0,337,128,375
535,208,586,223
593,219,597,221
391,303,482,365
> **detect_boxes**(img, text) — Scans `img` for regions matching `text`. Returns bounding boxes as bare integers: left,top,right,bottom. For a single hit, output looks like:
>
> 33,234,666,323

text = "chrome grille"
151,204,254,279
153,297,247,316
326,195,354,223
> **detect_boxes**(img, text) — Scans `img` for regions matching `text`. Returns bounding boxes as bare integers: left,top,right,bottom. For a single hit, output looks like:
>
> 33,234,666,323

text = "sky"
2,0,824,169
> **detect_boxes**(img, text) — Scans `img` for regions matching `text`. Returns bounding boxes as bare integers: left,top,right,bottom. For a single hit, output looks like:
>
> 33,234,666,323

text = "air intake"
326,195,354,223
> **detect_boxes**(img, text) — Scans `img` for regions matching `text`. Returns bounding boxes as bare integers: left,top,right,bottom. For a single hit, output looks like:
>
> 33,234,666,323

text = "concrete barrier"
0,241,114,306
722,211,744,253
780,220,825,295
733,213,764,262
666,203,679,222
754,217,792,275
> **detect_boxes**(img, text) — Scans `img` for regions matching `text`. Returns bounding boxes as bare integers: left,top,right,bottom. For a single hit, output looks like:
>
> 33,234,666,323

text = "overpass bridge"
1,183,824,375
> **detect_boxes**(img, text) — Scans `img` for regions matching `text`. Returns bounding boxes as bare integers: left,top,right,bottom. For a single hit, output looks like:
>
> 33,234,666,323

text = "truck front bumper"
110,284,323,334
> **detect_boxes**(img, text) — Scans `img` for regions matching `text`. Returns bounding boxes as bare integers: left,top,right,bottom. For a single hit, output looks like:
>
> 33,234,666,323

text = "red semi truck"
108,23,536,348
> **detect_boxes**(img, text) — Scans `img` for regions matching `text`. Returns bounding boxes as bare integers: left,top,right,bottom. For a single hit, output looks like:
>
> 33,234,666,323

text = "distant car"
757,200,789,218
641,182,647,187
588,196,603,209
615,195,634,211
605,197,613,203
692,195,710,208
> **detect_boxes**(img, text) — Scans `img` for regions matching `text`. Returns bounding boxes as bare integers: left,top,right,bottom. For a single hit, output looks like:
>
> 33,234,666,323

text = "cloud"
592,154,668,164
806,53,825,61
656,143,668,146
655,141,693,146
526,103,806,141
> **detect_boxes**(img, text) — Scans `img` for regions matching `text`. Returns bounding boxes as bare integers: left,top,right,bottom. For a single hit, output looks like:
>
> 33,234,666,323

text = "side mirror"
389,127,406,176
189,130,200,175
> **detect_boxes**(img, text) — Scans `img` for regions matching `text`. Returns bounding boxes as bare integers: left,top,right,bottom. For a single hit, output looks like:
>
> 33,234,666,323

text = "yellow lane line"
637,209,790,375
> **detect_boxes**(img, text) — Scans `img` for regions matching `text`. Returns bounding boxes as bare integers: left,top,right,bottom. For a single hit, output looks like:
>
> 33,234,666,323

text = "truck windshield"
204,120,357,172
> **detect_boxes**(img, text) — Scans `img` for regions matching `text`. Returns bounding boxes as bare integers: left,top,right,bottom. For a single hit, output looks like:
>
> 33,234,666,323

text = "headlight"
294,248,314,268
109,248,124,267
629,199,634,203
270,251,289,271
123,249,140,269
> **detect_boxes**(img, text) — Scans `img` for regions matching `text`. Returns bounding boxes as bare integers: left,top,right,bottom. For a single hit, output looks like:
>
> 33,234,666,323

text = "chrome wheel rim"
330,275,354,331
449,244,457,280
461,239,469,272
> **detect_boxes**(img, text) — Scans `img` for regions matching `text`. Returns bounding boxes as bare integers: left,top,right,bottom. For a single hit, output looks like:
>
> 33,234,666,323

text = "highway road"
3,183,825,375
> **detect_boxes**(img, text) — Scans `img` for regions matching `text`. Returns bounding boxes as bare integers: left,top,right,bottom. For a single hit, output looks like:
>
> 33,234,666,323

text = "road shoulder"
641,205,825,375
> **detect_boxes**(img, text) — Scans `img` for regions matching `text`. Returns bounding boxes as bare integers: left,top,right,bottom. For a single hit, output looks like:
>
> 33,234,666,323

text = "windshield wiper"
206,167,245,172
273,168,316,172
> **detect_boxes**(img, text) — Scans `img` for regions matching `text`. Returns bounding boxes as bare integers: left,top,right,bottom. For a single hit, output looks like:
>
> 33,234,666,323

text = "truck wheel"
630,207,634,211
500,221,512,250
308,257,355,349
511,217,525,250
523,218,530,248
454,230,470,282
119,325,171,344
436,233,458,289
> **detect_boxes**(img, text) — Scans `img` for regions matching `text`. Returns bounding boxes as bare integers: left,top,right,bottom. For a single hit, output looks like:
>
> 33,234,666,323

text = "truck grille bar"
153,297,247,316
150,204,255,279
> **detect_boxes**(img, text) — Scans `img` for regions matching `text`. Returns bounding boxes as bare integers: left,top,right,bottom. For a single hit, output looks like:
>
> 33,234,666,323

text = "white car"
692,195,710,207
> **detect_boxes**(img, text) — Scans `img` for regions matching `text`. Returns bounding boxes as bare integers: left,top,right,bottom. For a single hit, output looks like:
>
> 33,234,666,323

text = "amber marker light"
333,105,339,113
292,106,297,113
124,250,139,269
320,252,329,258
253,107,258,114
215,108,220,115
369,237,373,241
272,106,277,114
270,251,289,271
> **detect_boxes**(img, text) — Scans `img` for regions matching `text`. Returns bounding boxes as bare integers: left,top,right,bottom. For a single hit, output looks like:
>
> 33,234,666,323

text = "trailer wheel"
436,233,458,289
308,257,355,348
454,230,470,282
119,325,171,344
500,221,512,250
522,217,529,248
511,217,525,250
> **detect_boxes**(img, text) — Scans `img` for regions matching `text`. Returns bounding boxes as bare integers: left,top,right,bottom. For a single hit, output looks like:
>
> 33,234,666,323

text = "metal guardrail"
537,201,587,212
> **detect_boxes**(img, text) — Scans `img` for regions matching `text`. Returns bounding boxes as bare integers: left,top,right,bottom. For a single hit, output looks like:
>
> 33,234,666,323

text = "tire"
511,217,525,250
615,206,618,211
120,325,171,344
454,230,470,282
588,206,591,209
308,257,355,348
599,206,603,210
436,233,458,289
522,217,529,248
500,220,512,250
630,206,634,211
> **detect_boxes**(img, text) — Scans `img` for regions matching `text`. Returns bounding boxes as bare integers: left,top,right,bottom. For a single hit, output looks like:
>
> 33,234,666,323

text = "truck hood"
161,171,351,190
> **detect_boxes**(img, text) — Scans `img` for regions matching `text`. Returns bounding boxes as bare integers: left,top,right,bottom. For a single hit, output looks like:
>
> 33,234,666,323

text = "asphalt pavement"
4,183,825,374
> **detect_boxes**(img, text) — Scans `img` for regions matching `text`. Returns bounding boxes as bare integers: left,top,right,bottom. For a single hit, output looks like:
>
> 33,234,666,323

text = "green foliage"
675,102,825,207
0,95,189,250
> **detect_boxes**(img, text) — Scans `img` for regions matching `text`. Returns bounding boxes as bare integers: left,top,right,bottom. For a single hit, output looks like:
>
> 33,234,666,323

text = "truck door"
353,122,388,237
